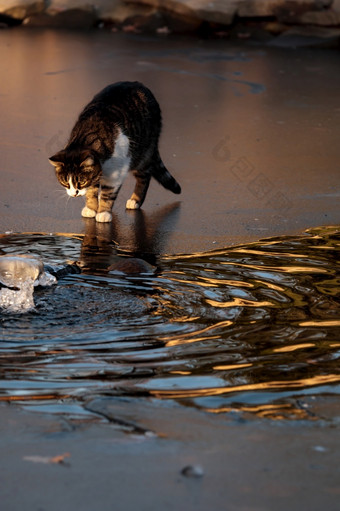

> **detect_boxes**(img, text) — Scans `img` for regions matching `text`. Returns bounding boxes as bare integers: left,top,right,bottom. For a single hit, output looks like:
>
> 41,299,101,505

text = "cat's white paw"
96,211,112,223
126,199,140,210
82,206,96,218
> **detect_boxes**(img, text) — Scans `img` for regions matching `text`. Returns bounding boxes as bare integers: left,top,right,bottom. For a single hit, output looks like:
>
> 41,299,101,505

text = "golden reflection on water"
213,363,253,370
206,297,275,308
0,227,339,421
150,374,340,400
168,273,254,288
299,320,340,327
170,371,191,375
231,248,309,258
162,320,233,347
204,403,313,420
273,343,316,353
220,261,330,274
0,394,70,402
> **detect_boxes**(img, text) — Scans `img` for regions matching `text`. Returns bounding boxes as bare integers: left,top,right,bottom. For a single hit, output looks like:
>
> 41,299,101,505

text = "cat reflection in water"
49,81,181,223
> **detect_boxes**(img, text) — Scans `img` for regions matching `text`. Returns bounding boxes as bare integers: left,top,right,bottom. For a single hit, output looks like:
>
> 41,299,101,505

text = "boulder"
24,8,97,28
299,0,340,26
122,0,340,28
269,25,340,48
124,0,239,25
239,0,328,18
46,0,156,24
1,0,340,37
47,0,100,14
0,0,45,20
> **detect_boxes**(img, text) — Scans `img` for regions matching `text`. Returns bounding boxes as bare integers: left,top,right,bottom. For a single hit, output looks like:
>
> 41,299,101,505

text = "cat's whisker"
51,188,67,198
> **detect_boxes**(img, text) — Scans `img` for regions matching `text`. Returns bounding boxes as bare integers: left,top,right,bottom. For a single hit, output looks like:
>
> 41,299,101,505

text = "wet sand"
0,28,339,510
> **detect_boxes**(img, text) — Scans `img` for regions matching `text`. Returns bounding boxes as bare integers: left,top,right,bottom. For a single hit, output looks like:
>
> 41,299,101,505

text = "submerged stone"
108,257,155,275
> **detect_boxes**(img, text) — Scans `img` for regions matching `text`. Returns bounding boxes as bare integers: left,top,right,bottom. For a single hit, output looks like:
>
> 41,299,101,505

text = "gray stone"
181,464,204,478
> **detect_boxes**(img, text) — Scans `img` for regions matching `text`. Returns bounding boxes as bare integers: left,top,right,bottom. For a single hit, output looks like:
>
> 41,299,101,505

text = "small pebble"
181,464,204,478
313,445,328,453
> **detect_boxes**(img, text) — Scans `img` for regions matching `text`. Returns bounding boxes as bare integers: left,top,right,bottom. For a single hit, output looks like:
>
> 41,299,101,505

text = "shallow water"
0,226,339,421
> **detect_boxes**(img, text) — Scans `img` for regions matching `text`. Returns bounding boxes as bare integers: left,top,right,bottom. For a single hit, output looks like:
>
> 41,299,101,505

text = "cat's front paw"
126,199,141,210
96,211,112,223
82,206,97,218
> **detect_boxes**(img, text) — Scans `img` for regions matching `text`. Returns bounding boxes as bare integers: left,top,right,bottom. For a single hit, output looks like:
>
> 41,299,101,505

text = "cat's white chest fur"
101,129,131,188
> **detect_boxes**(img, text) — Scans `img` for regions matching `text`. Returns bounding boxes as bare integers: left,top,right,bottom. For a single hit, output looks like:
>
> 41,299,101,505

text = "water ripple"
0,226,339,421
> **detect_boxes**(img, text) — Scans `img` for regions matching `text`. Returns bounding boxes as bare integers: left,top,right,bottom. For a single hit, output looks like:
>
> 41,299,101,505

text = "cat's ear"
80,152,95,168
49,151,65,169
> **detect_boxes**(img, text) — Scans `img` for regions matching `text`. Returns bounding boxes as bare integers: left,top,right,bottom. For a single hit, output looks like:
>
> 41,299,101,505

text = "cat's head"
49,149,101,197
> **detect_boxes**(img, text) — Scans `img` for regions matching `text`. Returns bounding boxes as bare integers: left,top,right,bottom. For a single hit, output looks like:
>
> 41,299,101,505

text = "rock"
0,0,45,20
300,10,340,26
108,257,155,275
124,0,238,25
24,8,97,28
1,0,340,38
239,0,321,18
0,12,22,26
46,0,100,15
181,464,204,478
299,0,340,26
123,0,334,26
47,0,156,25
269,25,340,48
271,0,339,25
106,3,157,25
120,10,166,32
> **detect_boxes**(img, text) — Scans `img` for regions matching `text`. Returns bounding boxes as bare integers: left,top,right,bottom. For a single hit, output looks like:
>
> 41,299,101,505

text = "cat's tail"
152,155,181,195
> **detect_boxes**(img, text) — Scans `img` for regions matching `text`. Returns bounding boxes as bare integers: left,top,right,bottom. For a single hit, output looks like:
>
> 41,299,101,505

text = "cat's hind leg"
82,184,99,218
126,170,151,210
96,184,121,222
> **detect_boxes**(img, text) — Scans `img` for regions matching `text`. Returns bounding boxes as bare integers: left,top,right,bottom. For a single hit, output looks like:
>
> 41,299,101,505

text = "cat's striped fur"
49,81,181,222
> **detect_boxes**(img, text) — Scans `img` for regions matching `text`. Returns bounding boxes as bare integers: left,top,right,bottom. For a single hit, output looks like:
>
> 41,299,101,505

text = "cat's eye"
59,176,69,188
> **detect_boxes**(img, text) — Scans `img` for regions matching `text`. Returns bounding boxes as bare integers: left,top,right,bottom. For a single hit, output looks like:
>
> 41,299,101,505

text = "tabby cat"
49,81,181,222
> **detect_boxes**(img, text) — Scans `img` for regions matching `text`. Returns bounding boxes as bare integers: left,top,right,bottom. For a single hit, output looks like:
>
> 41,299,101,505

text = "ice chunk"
0,255,56,313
